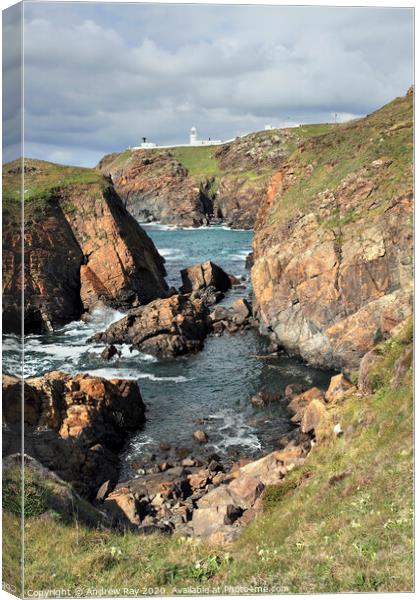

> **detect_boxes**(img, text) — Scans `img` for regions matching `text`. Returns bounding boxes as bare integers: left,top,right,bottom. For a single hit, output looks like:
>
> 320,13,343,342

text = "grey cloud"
5,3,412,166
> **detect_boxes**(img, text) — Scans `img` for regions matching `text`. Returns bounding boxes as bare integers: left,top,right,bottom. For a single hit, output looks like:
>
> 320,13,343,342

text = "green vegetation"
3,321,412,594
269,94,413,224
2,158,108,229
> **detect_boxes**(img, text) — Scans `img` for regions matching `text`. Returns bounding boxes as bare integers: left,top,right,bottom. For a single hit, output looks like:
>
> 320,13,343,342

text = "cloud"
2,3,413,166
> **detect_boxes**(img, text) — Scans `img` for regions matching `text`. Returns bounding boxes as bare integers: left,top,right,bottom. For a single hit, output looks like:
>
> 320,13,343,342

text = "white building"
189,126,222,146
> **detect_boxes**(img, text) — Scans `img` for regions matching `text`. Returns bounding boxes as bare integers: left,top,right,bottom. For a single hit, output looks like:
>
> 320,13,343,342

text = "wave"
81,368,192,383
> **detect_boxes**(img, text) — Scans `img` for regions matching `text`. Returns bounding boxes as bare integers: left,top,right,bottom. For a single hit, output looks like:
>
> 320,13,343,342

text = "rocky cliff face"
2,371,145,497
252,91,413,370
96,128,330,230
2,159,168,333
97,150,211,227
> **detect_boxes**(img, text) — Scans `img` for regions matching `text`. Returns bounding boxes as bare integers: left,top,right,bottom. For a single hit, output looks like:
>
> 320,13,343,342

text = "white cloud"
4,3,412,166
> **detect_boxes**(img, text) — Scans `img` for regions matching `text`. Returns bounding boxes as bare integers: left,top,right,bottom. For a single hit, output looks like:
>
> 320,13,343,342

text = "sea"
3,224,333,477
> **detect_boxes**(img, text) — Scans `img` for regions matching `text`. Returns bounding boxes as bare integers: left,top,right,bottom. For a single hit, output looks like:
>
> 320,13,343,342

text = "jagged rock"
239,451,287,486
2,372,145,498
284,383,306,400
2,159,168,334
325,373,354,403
180,261,231,296
90,294,209,358
358,348,383,395
103,489,143,527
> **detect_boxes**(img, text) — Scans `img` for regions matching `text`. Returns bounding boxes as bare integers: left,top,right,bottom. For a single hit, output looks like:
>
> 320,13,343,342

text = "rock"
180,261,232,296
90,294,209,358
227,475,265,509
188,470,209,490
159,441,171,452
192,505,242,538
239,452,286,486
325,373,353,403
101,344,119,361
300,399,327,435
284,383,306,400
391,344,413,390
251,390,281,408
229,274,242,286
288,387,325,421
97,150,211,228
3,159,168,334
96,479,112,503
103,490,142,527
2,372,145,498
181,457,196,467
231,298,252,321
358,348,383,395
193,430,208,444
251,93,413,370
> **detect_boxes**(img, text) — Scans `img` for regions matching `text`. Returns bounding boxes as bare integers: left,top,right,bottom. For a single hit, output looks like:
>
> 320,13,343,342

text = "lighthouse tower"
190,126,197,145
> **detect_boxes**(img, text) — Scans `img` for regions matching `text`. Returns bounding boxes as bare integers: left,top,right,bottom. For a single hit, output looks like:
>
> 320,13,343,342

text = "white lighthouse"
190,126,197,145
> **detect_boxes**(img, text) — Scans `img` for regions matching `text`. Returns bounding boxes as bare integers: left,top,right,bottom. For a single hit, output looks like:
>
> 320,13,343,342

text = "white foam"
80,368,191,383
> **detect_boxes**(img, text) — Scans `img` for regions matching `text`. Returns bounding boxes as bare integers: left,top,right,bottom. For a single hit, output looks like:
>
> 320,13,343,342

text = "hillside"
252,89,413,369
4,319,413,593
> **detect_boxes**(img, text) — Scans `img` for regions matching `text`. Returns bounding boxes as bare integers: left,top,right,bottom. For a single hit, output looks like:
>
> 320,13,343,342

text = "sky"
2,1,415,167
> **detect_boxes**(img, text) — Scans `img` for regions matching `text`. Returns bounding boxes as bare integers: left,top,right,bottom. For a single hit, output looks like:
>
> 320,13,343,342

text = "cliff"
252,91,413,369
2,159,168,333
97,126,333,229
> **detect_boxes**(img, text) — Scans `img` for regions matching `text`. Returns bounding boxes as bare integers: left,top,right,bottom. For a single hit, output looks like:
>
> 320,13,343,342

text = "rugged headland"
2,160,168,333
3,90,413,593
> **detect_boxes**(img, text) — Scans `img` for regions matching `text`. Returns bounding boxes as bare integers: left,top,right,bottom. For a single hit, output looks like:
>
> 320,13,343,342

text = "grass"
3,320,412,595
2,158,110,229
269,93,413,225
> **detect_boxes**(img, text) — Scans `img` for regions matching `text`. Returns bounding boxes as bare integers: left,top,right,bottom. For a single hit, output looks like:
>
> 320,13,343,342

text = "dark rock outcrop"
90,294,209,358
2,372,146,498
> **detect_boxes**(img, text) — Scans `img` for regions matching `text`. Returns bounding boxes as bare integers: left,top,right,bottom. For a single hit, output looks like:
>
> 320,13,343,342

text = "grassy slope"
2,159,109,229
5,322,411,594
269,94,413,225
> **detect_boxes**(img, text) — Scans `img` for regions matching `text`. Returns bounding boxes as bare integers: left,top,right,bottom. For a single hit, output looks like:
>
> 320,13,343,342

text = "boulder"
251,390,281,408
325,373,353,403
90,294,209,358
358,348,383,395
103,489,143,527
284,383,306,401
227,474,265,509
192,505,242,538
101,344,119,361
180,261,231,295
300,399,327,435
239,451,287,486
288,387,325,421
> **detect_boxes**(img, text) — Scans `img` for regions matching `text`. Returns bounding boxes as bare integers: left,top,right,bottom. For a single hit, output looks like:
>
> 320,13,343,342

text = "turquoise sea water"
3,225,332,474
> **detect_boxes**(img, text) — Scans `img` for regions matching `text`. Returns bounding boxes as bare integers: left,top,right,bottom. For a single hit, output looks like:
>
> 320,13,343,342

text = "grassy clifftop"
267,91,413,225
4,321,412,594
2,159,109,228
